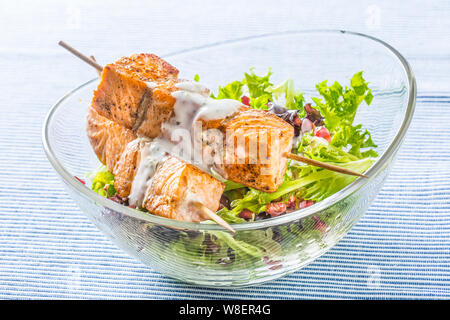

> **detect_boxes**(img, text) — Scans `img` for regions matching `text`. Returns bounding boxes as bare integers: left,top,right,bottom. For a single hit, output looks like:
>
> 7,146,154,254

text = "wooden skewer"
58,41,103,72
192,202,235,233
89,55,102,76
285,153,368,178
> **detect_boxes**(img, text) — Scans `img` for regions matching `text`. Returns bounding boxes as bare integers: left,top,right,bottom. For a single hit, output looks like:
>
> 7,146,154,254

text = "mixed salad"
87,69,377,267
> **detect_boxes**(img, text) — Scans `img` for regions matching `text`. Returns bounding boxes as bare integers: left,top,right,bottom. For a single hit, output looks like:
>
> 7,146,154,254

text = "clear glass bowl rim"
42,29,417,232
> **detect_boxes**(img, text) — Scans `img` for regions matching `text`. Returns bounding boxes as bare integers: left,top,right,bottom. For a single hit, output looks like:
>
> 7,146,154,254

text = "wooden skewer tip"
193,202,235,233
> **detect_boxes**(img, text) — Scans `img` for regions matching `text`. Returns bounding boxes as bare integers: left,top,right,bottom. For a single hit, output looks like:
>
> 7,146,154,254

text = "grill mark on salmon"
132,89,152,132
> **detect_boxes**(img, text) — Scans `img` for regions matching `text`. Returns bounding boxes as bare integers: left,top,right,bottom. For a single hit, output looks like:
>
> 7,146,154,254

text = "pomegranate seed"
315,126,331,142
239,209,254,220
219,195,231,210
313,215,328,233
286,195,296,209
263,256,281,266
241,95,250,106
299,200,315,209
266,202,287,217
269,264,282,270
74,176,85,184
301,118,314,133
108,195,125,204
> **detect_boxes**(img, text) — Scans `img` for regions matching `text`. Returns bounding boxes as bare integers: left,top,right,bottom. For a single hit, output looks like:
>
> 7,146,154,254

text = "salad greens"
213,69,377,223
211,68,305,112
87,69,378,269
312,72,376,159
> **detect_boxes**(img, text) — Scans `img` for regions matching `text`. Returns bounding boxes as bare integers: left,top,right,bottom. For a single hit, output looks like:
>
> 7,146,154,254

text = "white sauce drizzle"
195,98,242,121
128,138,170,207
128,80,244,207
175,81,210,96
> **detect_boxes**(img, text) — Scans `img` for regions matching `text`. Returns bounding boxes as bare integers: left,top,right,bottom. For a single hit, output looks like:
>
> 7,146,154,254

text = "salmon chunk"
91,53,179,138
143,156,225,222
86,107,137,175
201,108,295,192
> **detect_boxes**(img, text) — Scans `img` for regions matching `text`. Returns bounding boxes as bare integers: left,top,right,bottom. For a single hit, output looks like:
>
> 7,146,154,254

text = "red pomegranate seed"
286,195,296,209
269,264,282,270
241,95,250,106
239,209,254,220
299,200,315,209
74,176,86,184
301,118,314,133
219,195,231,210
266,202,287,217
313,215,328,233
263,256,281,265
315,126,331,142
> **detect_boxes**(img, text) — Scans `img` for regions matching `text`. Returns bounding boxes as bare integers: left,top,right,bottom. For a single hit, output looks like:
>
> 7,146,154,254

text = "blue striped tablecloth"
0,0,449,299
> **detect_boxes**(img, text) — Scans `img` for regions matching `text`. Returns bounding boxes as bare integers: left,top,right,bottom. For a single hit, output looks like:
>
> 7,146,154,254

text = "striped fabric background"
1,1,449,299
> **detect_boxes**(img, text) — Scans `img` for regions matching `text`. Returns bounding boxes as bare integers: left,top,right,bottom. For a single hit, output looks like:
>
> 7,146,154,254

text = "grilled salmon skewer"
87,108,232,231
60,42,366,193
84,50,299,192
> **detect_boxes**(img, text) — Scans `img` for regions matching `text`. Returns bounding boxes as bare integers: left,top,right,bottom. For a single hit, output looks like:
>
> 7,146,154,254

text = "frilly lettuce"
267,78,305,112
86,165,116,197
211,68,305,112
312,71,377,159
210,80,244,100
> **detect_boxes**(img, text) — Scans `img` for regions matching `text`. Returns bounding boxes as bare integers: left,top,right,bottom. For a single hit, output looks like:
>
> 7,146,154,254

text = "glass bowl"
42,30,416,287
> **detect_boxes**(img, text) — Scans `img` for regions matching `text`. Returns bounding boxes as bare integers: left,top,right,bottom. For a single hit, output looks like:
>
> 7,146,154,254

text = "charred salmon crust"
91,54,179,138
114,53,179,82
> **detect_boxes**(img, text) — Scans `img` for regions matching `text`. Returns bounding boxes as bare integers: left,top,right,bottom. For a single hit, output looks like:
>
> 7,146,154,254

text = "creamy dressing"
195,98,242,121
175,81,210,96
128,80,245,207
170,83,242,126
128,138,170,207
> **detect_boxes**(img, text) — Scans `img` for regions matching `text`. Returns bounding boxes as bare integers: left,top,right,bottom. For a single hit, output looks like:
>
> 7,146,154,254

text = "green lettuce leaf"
87,165,116,197
267,79,305,112
243,68,273,99
311,71,377,159
211,80,244,100
219,156,374,222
